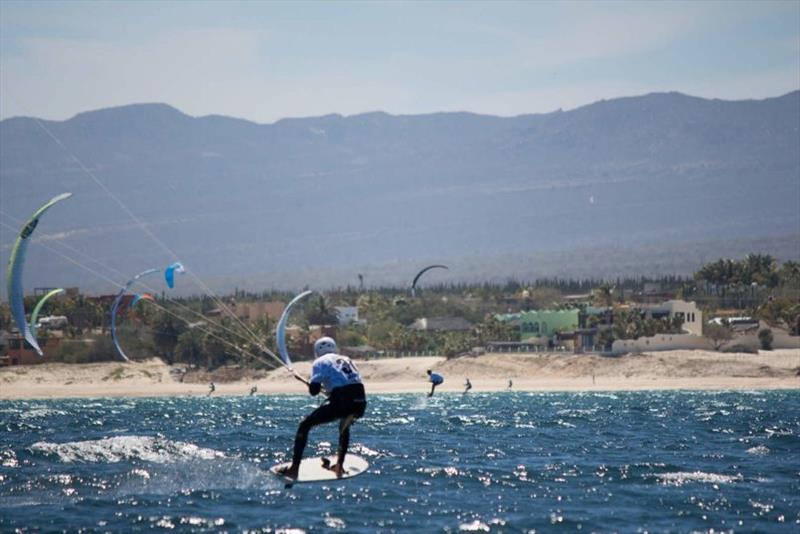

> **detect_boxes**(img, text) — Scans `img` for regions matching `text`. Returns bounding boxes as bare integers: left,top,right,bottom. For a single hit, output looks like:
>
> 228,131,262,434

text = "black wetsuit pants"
291,383,367,467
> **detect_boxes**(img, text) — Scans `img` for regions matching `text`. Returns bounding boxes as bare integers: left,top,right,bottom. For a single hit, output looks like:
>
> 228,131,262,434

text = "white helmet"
314,336,337,357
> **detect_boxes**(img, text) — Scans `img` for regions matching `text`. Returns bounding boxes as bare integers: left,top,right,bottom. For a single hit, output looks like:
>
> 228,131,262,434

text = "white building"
641,300,703,336
335,306,360,325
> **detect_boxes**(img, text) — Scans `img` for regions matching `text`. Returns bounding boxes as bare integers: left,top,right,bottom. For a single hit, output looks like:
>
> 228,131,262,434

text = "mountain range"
1,90,798,294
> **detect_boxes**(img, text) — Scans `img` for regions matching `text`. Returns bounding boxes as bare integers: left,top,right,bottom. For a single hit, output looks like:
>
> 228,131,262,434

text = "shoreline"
1,349,798,400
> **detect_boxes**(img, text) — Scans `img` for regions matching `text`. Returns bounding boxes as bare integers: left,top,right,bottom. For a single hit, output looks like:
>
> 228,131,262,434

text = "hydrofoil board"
270,454,368,485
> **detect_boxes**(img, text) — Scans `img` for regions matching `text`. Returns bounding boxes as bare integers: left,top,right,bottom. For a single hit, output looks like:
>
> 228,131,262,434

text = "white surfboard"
270,454,369,485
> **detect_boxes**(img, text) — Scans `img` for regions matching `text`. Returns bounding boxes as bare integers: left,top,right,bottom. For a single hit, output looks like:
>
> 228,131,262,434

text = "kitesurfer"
250,385,257,396
508,379,513,389
427,369,444,397
463,378,472,394
208,382,216,396
278,336,367,479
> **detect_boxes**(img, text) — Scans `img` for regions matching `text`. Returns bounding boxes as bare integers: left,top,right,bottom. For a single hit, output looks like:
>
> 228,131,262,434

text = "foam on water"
19,408,68,420
747,445,770,455
652,470,743,486
30,435,225,464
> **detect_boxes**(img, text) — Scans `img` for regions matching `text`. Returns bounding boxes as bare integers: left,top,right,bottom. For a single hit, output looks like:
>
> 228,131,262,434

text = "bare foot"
331,463,345,477
277,465,299,479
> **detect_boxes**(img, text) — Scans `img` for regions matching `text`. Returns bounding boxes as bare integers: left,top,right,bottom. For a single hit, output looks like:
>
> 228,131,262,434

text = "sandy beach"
1,349,798,399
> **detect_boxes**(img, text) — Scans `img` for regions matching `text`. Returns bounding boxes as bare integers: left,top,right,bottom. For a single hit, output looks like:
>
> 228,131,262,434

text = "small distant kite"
30,288,65,338
276,290,313,369
129,293,156,308
411,264,449,297
165,262,186,289
110,268,160,362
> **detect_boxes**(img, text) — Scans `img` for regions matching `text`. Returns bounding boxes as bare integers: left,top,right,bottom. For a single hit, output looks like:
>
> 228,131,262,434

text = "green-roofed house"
496,309,580,342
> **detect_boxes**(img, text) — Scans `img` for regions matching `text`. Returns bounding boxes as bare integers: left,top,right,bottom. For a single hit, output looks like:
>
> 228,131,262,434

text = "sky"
1,0,798,123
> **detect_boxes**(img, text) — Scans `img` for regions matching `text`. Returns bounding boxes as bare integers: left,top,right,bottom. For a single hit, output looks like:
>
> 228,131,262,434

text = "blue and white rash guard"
429,373,444,385
310,353,362,392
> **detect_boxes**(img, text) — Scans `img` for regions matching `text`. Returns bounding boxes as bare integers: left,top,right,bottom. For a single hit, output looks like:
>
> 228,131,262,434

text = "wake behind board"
270,455,369,485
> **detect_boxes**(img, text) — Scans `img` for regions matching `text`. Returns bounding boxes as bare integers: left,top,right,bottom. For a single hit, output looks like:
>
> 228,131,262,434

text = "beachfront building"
1,333,63,365
637,300,702,336
496,309,580,342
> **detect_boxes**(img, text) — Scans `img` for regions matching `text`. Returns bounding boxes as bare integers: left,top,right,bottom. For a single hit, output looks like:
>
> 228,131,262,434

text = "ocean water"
1,390,798,532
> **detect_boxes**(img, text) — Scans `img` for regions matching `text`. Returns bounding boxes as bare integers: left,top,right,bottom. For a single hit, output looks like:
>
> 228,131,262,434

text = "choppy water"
1,390,799,532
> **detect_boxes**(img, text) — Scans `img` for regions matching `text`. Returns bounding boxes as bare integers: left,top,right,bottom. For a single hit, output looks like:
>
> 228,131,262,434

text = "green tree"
174,329,205,366
151,310,186,363
758,297,798,329
704,322,733,350
305,295,339,325
366,319,402,350
338,327,367,347
356,293,391,322
597,328,615,351
441,332,474,358
473,315,517,343
202,331,236,369
758,328,774,351
778,260,800,287
744,254,778,287
592,283,614,307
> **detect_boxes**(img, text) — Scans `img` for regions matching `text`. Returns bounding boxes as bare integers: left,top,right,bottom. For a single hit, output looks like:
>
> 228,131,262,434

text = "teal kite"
6,193,72,355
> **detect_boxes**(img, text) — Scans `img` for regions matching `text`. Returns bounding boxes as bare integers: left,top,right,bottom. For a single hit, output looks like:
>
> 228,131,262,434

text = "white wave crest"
1,449,18,467
653,471,742,486
30,435,225,464
19,408,68,420
459,520,490,532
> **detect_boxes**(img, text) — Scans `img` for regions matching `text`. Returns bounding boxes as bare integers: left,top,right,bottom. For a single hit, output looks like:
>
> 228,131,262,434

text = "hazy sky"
1,0,798,122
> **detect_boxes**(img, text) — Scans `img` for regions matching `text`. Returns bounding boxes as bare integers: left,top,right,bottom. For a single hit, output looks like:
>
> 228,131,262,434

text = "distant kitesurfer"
508,379,513,389
278,336,367,479
208,382,215,396
463,378,472,394
427,369,444,397
250,385,257,396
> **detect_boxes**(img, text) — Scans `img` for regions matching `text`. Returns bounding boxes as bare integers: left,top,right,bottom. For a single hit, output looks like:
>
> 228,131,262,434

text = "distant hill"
1,91,798,294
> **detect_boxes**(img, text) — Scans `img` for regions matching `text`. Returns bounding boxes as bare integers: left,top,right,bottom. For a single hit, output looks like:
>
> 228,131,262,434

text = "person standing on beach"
250,385,257,396
278,336,367,479
427,369,444,397
463,378,472,394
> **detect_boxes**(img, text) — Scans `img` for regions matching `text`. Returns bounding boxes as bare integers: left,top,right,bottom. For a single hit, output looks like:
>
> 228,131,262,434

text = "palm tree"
593,283,614,307
357,293,390,322
305,295,339,325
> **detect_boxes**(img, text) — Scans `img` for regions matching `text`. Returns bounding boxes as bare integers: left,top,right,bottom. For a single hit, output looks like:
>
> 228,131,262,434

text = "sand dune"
1,349,798,399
